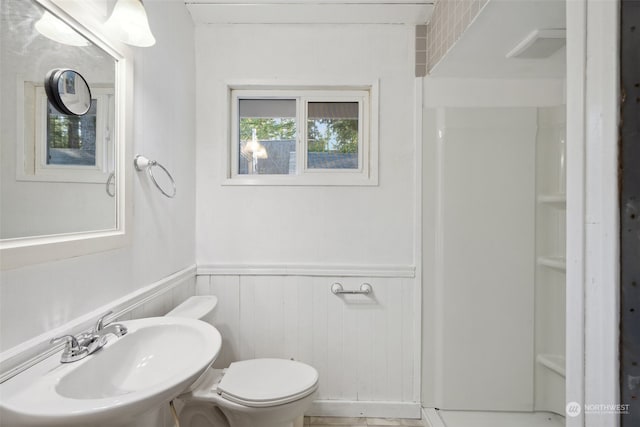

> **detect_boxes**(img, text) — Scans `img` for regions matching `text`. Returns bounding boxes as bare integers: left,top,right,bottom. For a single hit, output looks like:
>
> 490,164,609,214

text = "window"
238,98,296,175
34,86,113,182
46,100,98,167
229,86,378,185
17,83,113,184
307,101,359,170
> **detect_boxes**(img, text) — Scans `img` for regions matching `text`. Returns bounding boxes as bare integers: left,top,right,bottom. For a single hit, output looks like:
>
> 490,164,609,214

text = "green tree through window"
308,118,358,153
46,101,97,166
239,118,296,141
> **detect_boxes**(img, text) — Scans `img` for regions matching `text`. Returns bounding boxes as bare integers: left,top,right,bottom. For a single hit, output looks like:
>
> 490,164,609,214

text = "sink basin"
0,317,221,426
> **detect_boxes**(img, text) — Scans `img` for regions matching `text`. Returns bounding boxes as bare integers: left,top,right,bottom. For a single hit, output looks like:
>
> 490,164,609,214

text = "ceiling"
184,0,435,25
429,0,566,79
181,0,565,78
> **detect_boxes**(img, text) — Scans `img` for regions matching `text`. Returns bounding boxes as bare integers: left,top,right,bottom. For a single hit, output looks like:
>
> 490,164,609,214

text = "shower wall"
421,78,566,412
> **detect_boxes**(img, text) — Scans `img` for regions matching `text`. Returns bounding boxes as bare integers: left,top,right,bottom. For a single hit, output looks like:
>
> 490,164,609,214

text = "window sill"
222,173,378,186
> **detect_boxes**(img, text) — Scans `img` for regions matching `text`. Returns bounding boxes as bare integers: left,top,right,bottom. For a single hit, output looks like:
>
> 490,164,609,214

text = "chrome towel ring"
105,172,116,197
134,155,176,198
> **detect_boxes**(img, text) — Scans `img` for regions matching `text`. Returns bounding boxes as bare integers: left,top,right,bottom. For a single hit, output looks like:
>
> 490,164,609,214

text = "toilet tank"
165,295,218,324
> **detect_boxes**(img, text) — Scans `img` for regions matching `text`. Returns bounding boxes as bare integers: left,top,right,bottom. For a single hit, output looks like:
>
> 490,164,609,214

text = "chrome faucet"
96,322,128,338
51,311,128,363
93,311,128,338
49,335,89,363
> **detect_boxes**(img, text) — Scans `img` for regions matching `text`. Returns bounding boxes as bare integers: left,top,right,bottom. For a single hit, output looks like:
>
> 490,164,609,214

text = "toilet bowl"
166,296,319,427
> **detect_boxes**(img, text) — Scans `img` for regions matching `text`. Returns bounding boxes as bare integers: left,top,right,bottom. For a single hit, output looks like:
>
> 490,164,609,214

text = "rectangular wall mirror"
0,0,132,269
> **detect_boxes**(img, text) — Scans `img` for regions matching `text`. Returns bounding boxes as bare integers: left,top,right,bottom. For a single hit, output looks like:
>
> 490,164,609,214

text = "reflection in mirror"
45,68,93,116
34,10,89,47
0,0,117,240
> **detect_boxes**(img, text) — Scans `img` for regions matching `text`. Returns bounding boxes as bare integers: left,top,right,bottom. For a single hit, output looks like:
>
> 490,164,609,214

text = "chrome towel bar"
331,282,372,295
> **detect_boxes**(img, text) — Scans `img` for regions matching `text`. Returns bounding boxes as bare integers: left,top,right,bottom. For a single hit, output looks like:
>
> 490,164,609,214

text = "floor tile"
398,419,426,426
366,419,424,427
312,425,367,427
309,416,367,425
366,418,403,426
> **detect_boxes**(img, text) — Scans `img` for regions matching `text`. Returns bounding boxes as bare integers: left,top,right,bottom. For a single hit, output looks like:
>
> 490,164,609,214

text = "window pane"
46,100,97,166
307,102,358,169
238,99,296,175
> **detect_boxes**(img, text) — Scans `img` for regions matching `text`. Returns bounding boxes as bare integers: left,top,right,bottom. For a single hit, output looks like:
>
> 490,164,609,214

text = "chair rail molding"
196,263,416,278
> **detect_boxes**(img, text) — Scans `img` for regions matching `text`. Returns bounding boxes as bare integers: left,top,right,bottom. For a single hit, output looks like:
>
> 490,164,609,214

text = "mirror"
0,0,131,268
45,68,93,116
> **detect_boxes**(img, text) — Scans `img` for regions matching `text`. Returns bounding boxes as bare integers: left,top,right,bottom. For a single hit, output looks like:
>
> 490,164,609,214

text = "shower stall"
421,1,567,425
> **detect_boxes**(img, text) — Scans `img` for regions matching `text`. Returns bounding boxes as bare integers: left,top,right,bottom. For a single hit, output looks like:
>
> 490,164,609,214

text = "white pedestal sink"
0,317,222,426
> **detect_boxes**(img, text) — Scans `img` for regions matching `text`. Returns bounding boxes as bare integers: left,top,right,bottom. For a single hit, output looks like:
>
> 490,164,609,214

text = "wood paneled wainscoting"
196,265,421,419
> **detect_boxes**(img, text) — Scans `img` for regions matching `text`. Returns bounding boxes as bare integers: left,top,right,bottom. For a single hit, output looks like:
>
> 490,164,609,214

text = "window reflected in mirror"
47,100,97,166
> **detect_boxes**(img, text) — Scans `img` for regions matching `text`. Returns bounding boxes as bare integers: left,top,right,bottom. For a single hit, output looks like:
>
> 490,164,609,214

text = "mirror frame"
0,0,133,270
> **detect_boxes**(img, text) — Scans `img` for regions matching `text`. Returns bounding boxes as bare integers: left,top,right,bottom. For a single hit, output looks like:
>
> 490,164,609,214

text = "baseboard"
307,400,422,419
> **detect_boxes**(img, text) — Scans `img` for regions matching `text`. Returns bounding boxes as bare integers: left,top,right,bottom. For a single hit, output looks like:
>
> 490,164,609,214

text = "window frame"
303,95,365,175
226,84,378,186
33,86,113,183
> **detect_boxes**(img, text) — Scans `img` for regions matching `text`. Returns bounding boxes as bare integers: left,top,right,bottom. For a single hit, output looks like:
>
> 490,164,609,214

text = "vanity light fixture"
104,0,156,47
35,11,89,47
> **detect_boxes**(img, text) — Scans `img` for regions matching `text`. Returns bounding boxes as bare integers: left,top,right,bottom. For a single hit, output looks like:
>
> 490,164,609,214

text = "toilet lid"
217,359,318,408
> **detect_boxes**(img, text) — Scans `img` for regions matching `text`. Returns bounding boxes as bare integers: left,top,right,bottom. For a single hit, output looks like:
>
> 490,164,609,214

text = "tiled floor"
304,417,425,427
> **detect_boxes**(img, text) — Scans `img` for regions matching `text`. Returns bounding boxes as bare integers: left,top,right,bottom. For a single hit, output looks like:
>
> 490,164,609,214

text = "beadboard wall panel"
196,274,418,414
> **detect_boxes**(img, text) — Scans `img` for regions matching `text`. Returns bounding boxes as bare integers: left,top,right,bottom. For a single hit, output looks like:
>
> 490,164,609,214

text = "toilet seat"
168,296,319,427
217,359,319,408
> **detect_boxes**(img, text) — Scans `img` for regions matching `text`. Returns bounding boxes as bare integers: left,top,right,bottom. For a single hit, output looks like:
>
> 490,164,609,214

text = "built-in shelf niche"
537,353,566,378
537,256,566,272
534,104,566,415
537,194,566,208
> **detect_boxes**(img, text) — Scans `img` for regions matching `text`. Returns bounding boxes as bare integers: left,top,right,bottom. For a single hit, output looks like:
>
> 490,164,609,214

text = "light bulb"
105,0,156,47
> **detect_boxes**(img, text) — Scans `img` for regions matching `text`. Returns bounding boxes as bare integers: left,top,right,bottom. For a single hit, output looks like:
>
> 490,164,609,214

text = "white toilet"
165,296,319,427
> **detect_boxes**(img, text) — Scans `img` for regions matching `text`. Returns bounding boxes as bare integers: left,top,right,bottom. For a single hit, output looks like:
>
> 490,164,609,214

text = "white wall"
193,23,420,417
194,23,416,267
0,0,197,353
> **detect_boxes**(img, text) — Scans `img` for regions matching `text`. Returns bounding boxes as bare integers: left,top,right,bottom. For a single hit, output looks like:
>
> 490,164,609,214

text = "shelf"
537,354,566,378
537,194,566,208
537,256,566,272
